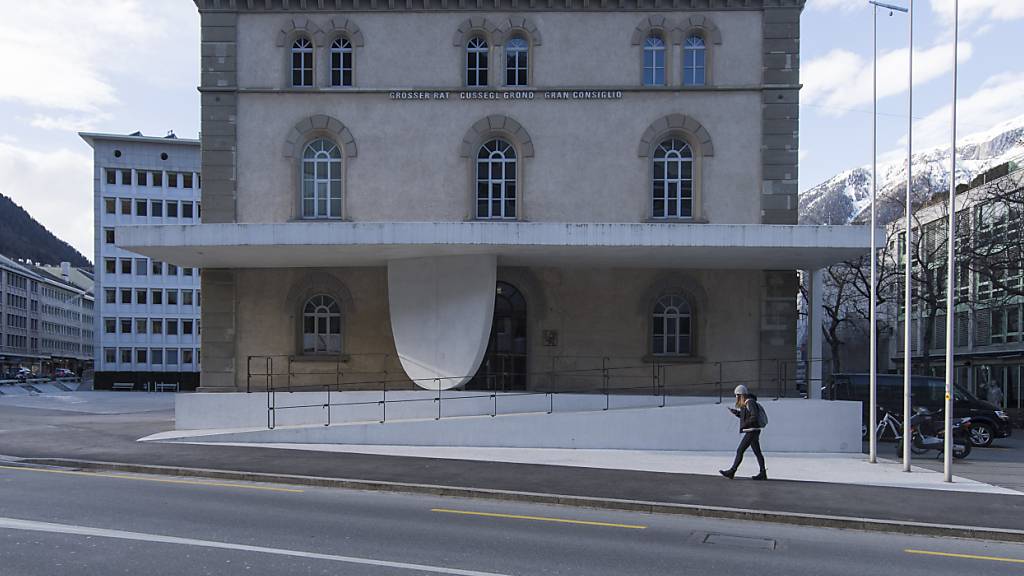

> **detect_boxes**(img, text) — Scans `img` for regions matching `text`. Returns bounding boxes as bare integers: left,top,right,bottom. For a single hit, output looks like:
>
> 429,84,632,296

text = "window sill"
643,354,705,365
645,217,708,224
289,217,350,223
291,354,350,363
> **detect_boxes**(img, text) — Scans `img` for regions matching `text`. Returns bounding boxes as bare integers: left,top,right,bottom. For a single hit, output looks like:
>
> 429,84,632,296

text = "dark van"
827,373,1012,447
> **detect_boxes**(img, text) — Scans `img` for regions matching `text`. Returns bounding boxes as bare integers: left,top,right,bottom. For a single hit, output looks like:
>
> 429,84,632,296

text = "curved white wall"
388,255,496,390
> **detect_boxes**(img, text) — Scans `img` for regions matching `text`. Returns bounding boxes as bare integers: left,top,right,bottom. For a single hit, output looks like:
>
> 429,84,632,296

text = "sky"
0,0,1022,262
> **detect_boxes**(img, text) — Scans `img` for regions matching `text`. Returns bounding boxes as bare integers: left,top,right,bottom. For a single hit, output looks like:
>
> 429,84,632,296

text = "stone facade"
186,2,805,392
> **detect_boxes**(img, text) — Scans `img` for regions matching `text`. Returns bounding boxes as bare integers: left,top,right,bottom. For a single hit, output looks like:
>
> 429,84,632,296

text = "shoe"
751,471,768,481
719,469,735,479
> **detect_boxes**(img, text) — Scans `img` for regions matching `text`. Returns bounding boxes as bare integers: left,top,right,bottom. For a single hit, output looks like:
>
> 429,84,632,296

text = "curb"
16,457,1024,544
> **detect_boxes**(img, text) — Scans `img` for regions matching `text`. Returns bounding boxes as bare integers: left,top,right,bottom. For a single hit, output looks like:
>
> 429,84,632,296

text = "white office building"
0,256,94,378
81,132,202,390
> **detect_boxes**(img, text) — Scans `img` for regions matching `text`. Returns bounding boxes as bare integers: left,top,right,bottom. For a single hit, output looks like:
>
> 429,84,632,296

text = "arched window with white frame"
291,36,314,87
302,294,342,354
466,36,489,87
476,139,517,219
652,139,694,219
643,35,666,86
683,34,706,86
301,139,342,219
505,35,529,86
652,294,692,356
330,37,353,87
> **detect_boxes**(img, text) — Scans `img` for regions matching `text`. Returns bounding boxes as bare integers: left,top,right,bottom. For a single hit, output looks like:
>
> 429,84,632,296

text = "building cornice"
194,0,805,13
79,132,200,147
214,84,799,94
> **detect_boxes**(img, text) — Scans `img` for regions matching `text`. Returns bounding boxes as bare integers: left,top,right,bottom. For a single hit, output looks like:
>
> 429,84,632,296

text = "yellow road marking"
0,464,304,493
905,549,1024,564
431,508,646,530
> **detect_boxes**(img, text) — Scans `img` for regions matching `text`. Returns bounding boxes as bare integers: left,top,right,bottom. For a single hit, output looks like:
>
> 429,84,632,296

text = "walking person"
720,385,768,481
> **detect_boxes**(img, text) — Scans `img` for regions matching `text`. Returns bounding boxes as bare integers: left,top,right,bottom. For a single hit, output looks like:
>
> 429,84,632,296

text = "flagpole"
902,0,914,473
943,0,958,484
867,0,908,464
869,2,879,464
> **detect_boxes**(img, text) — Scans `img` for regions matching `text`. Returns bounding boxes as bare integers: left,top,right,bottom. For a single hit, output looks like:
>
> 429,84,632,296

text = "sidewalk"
163,442,1018,495
1,392,1022,538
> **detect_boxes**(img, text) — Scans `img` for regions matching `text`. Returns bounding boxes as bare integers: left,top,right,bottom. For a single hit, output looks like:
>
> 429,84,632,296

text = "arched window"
505,35,529,86
301,139,342,219
652,294,692,356
652,139,694,218
466,37,489,87
683,34,706,86
291,37,314,87
643,35,666,86
330,37,353,87
302,294,341,354
476,139,516,219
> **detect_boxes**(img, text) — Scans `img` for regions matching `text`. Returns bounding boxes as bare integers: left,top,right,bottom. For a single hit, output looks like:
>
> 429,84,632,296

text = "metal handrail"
249,353,817,429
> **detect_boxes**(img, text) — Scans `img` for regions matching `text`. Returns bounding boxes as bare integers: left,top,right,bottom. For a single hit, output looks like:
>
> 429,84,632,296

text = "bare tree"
956,168,1024,301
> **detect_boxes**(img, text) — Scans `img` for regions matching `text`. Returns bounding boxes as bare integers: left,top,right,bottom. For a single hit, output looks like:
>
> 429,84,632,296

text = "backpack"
756,403,768,428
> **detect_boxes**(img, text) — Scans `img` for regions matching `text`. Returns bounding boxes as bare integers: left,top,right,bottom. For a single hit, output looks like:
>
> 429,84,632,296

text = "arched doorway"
468,281,527,390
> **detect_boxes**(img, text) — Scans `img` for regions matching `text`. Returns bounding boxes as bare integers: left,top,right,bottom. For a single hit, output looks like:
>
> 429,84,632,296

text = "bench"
153,382,179,393
111,382,135,392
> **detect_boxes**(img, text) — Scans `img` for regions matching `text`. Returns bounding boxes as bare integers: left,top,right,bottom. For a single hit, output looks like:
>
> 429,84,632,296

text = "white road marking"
0,516,511,576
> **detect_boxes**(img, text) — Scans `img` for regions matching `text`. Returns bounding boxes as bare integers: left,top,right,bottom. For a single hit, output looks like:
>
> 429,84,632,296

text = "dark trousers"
730,431,766,472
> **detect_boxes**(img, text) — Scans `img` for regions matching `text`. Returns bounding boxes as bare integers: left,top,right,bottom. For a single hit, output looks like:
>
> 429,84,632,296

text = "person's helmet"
733,385,750,396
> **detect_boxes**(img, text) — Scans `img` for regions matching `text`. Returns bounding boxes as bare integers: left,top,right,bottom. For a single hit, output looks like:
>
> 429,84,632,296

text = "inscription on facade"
389,90,624,101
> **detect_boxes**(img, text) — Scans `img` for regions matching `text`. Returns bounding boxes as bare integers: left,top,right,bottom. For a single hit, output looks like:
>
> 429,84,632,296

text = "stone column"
806,269,823,400
198,269,237,391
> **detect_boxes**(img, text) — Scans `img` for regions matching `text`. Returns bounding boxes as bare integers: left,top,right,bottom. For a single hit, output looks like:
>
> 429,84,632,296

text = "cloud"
0,141,93,257
899,72,1024,150
0,1,163,114
929,0,1024,26
808,0,862,12
28,113,113,132
803,41,972,114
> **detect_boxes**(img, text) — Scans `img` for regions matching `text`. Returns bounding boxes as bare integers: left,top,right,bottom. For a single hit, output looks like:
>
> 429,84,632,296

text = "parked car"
54,368,76,378
826,373,1012,447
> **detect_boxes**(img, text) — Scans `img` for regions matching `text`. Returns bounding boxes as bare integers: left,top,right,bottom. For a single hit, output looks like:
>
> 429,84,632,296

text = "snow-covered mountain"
799,115,1024,225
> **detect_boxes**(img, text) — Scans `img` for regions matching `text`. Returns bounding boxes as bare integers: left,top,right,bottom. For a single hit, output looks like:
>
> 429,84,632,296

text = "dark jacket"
729,394,762,433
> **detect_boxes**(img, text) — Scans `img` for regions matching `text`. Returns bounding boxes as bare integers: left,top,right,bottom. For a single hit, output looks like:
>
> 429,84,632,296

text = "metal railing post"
435,379,441,420
602,356,609,411
774,358,781,401
660,364,666,408
491,392,497,417
716,361,723,404
325,386,331,426
246,355,251,393
548,392,553,414
268,386,276,430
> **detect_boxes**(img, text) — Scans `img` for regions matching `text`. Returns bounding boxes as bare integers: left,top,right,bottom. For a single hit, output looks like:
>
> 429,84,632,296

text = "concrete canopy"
117,222,874,270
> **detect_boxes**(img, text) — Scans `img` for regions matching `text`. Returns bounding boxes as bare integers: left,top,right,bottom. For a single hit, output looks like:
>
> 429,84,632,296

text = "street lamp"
867,0,908,466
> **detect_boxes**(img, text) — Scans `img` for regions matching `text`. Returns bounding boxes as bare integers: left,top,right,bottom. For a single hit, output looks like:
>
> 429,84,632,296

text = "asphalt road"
0,462,1022,576
1,393,1023,532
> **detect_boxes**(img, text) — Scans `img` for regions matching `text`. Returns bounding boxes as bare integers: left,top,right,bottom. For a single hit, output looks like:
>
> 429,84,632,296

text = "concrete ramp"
154,398,862,453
